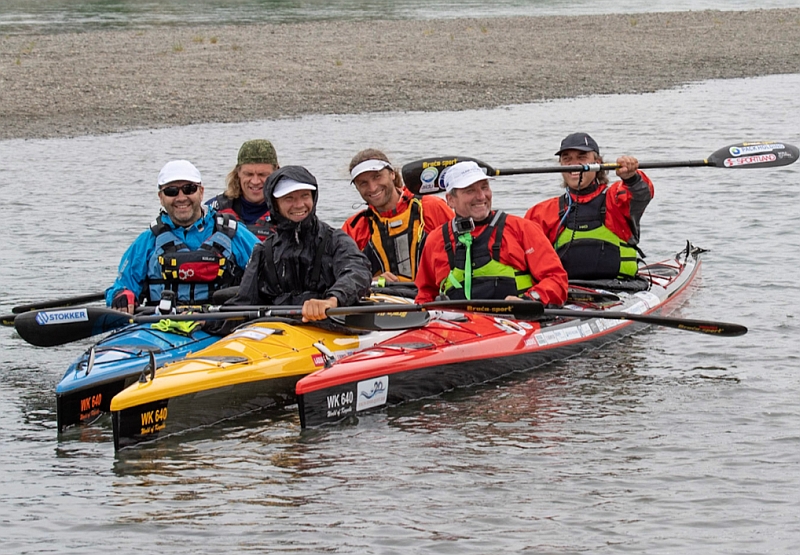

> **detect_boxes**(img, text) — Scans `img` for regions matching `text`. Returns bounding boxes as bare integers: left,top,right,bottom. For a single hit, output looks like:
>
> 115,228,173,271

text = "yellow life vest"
353,195,426,282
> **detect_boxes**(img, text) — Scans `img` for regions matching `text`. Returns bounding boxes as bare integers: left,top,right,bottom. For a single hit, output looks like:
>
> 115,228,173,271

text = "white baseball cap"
157,160,202,187
350,159,392,182
273,177,317,198
443,161,492,193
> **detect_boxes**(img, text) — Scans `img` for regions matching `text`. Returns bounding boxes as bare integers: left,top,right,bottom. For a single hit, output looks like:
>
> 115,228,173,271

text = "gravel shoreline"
2,8,799,141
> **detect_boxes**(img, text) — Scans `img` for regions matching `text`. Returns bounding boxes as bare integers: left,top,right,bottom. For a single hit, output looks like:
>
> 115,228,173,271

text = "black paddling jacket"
232,166,372,307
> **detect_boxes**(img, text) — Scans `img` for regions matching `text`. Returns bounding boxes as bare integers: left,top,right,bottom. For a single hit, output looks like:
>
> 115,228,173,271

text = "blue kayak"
56,323,217,432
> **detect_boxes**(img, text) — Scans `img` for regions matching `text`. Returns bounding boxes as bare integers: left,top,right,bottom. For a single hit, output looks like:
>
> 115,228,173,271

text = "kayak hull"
110,296,415,450
56,325,216,432
296,244,703,428
113,375,299,450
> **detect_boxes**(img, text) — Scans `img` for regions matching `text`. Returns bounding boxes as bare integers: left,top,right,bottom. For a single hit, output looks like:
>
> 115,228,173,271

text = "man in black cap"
525,132,654,282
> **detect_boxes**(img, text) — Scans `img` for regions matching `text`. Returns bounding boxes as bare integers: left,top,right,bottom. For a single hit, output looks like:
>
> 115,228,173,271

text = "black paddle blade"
707,141,799,169
343,310,431,331
14,307,133,347
401,156,494,195
543,308,747,337
670,319,748,337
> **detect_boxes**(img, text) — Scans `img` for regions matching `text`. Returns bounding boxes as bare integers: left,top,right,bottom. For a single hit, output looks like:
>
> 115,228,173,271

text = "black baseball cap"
555,132,600,156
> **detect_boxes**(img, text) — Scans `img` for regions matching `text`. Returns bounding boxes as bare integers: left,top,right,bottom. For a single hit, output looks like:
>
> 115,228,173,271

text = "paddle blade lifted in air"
401,141,799,194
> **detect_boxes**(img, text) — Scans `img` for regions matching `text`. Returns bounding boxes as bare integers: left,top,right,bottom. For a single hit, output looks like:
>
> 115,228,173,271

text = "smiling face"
275,190,314,223
158,181,204,227
559,149,599,191
237,163,276,204
446,179,492,221
352,168,400,213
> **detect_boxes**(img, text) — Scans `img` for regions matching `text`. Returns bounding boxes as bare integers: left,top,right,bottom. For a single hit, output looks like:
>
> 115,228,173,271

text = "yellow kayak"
111,295,415,449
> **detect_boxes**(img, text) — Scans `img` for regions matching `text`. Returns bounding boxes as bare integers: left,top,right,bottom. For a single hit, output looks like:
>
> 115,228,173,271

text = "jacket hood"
263,165,319,231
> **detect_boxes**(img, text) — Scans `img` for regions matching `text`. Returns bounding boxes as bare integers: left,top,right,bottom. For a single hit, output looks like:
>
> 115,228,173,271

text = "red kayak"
296,243,741,428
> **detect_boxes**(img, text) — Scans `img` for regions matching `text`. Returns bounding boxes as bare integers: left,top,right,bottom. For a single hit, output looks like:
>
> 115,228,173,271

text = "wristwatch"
527,290,541,302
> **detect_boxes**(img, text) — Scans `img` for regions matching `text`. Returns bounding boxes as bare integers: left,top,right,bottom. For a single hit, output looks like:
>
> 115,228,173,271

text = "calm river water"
2,0,800,33
1,71,800,552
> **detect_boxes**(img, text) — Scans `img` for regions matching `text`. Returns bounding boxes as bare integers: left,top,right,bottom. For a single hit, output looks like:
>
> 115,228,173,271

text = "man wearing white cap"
414,161,568,306
343,148,453,283
225,165,372,323
106,159,260,313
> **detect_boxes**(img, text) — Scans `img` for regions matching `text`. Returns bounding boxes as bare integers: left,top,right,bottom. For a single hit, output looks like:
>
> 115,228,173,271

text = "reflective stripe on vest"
555,191,639,279
440,211,534,300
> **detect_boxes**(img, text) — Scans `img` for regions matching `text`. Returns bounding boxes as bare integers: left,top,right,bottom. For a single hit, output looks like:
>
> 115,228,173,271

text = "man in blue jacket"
106,159,260,314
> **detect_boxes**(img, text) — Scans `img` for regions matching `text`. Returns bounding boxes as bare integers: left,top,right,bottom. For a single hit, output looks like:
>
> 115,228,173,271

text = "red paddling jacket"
525,171,654,280
414,210,568,305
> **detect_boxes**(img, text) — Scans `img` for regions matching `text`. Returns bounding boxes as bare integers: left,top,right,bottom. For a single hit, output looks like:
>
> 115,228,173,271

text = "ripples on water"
2,0,800,33
1,74,800,553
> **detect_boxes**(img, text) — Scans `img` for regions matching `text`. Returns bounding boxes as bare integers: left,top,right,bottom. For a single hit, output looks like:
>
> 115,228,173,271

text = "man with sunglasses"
106,159,260,314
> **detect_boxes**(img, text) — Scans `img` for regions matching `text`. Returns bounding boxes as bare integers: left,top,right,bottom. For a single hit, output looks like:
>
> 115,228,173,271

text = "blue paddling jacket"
106,208,260,306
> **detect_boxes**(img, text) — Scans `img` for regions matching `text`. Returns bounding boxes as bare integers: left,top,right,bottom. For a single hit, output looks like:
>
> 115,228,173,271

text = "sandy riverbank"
1,8,799,141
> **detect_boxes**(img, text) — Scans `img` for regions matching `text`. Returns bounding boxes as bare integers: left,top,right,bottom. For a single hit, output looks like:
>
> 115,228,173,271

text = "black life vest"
258,226,332,304
441,211,534,300
212,195,272,241
555,191,641,279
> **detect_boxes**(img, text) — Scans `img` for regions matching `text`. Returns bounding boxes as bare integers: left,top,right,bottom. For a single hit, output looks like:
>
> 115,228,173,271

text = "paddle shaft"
401,141,799,195
13,297,745,347
269,299,544,318
543,308,747,337
11,291,106,314
491,159,711,176
250,301,745,337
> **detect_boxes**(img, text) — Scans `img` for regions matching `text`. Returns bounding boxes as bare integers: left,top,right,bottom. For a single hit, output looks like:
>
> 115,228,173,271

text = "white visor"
273,178,316,198
350,159,392,182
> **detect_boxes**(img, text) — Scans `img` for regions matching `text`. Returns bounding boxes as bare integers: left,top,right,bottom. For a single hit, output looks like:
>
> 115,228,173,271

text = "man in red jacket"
415,161,567,305
343,148,454,283
525,132,654,280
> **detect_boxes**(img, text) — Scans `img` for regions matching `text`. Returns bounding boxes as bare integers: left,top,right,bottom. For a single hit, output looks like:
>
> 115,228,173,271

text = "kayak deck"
110,304,412,449
56,325,216,432
296,244,704,428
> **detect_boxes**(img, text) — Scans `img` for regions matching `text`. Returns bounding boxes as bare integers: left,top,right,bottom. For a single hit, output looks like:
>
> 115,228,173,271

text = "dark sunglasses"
160,183,199,197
